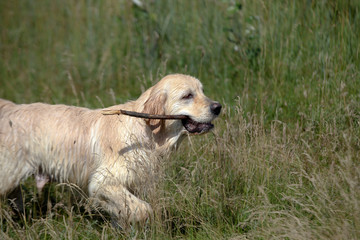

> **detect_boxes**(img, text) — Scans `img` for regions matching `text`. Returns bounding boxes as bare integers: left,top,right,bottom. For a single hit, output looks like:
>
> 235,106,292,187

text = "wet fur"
0,74,220,224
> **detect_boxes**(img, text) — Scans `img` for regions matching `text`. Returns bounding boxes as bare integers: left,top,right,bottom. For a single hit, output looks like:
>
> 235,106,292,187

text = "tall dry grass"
149,102,359,239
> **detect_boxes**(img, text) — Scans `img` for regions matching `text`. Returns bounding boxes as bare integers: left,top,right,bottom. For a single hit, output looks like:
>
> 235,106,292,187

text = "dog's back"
0,98,16,114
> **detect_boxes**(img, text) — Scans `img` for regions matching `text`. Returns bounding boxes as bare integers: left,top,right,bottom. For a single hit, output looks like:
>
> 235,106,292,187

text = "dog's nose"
210,102,222,115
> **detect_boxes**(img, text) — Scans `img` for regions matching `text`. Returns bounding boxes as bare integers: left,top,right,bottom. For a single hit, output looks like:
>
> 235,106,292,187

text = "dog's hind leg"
0,146,36,195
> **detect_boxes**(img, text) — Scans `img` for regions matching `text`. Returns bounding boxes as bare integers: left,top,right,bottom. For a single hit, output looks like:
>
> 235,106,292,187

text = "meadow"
1,0,360,239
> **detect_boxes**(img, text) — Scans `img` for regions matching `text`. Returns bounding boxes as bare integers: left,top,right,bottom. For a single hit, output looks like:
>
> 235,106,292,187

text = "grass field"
1,0,360,239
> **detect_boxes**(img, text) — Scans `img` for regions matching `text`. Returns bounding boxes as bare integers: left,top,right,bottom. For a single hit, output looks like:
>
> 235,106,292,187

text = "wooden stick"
102,109,188,120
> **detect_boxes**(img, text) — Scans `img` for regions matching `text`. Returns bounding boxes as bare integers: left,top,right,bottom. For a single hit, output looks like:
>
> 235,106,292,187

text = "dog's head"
142,74,221,137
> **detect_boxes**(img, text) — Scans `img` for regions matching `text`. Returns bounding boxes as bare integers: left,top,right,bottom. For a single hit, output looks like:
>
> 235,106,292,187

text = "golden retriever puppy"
0,74,221,224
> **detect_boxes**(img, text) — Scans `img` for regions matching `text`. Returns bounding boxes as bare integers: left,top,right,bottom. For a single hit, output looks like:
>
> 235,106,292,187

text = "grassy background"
1,0,360,239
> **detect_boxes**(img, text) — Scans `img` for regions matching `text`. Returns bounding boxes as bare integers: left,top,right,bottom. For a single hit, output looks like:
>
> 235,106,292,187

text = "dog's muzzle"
182,102,222,134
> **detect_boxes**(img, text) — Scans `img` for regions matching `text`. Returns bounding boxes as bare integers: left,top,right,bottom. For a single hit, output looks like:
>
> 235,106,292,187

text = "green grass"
1,0,360,239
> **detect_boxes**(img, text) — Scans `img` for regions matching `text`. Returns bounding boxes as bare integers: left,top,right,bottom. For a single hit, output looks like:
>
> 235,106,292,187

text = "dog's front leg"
88,181,153,226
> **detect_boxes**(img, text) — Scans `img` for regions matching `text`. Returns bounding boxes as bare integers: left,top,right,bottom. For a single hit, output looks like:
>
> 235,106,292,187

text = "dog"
0,74,221,224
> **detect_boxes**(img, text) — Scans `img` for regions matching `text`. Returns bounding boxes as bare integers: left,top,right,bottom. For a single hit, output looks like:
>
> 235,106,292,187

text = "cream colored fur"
0,74,220,224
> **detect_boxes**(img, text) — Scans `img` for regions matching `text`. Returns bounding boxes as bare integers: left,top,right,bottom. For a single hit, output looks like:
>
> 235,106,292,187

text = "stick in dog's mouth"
102,109,188,120
102,109,214,134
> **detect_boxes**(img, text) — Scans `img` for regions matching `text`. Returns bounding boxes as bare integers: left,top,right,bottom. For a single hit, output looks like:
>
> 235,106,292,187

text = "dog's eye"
182,93,193,100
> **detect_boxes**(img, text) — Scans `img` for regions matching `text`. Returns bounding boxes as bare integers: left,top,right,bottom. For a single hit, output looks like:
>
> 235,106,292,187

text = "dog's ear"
143,90,167,133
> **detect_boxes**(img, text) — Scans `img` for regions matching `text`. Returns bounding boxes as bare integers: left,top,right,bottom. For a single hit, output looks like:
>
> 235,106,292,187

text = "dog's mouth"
181,118,214,134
